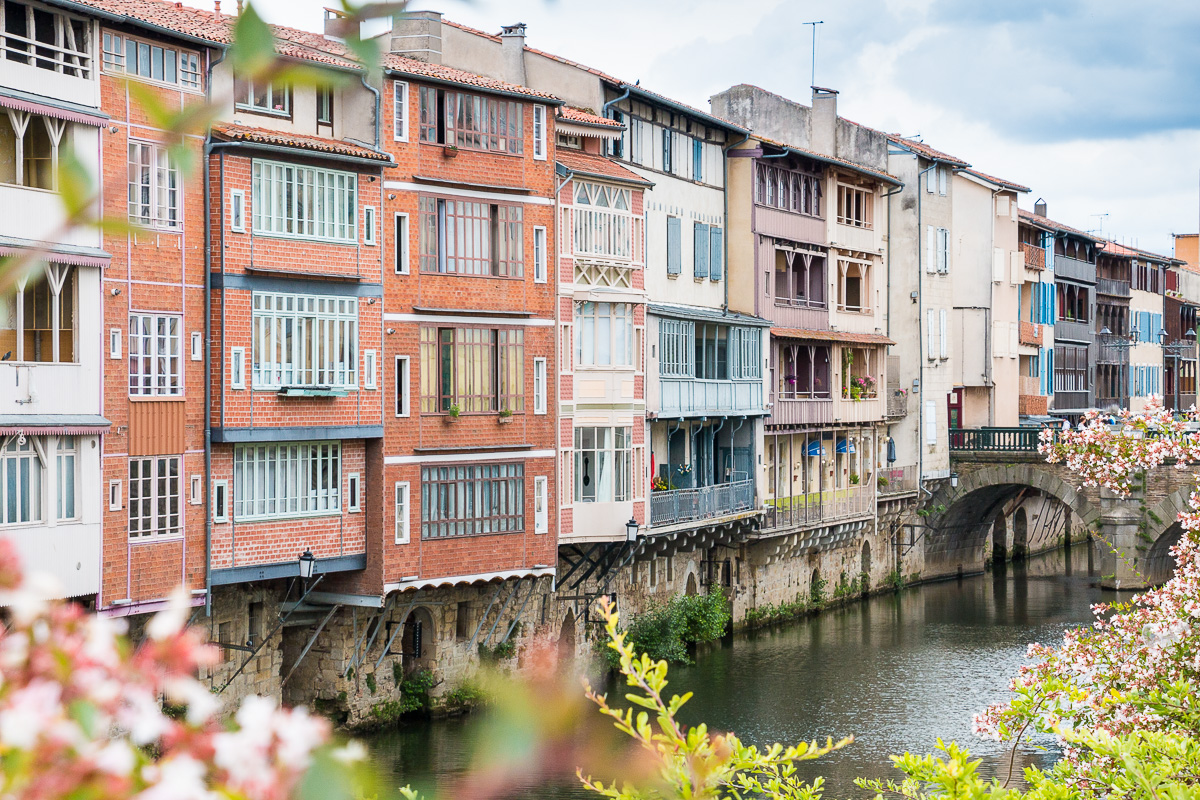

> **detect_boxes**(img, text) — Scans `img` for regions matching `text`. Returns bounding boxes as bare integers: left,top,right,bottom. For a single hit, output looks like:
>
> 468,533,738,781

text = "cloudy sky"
204,0,1200,256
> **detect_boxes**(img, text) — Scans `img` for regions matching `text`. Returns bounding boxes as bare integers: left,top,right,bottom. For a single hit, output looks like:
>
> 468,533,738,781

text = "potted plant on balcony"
877,474,890,489
443,403,461,424
444,144,459,158
849,472,860,485
498,408,514,424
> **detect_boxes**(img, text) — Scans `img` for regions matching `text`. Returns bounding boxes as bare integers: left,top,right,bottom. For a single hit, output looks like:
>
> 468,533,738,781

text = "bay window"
233,442,340,520
659,318,761,380
572,182,633,260
574,427,631,503
574,301,633,367
418,196,523,276
419,326,524,413
418,86,523,154
251,159,357,242
421,462,524,538
251,292,358,389
129,455,180,538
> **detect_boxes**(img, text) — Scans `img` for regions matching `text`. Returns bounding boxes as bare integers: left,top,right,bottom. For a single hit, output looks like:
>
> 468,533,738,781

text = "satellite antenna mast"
803,21,824,87
1089,212,1109,236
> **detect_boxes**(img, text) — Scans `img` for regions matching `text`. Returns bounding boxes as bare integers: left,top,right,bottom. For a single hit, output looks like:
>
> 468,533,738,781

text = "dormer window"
556,132,581,149
234,77,291,117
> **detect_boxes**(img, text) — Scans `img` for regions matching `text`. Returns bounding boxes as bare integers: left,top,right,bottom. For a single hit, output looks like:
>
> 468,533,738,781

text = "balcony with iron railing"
649,479,756,527
1018,321,1045,347
877,465,917,496
1097,277,1131,297
659,378,765,417
763,486,874,530
1021,241,1045,270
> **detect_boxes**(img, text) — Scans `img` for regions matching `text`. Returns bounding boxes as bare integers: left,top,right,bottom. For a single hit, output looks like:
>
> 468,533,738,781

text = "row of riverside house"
4,0,1199,722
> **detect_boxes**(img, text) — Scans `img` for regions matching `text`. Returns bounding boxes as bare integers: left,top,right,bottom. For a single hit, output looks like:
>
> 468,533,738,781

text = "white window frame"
394,481,410,544
574,301,635,367
212,479,228,523
191,331,202,361
190,474,202,505
534,475,548,534
230,189,246,232
128,141,181,231
393,80,409,142
394,212,410,274
533,225,547,283
55,438,77,521
533,357,547,415
128,456,181,539
129,314,182,397
364,206,377,245
251,159,357,243
938,166,948,196
936,227,950,274
251,292,358,389
395,355,410,417
926,308,936,360
939,308,948,359
0,438,43,527
102,30,200,91
364,350,377,389
230,346,245,390
347,472,360,512
234,78,290,116
109,328,121,360
232,442,341,521
109,479,122,512
532,104,547,160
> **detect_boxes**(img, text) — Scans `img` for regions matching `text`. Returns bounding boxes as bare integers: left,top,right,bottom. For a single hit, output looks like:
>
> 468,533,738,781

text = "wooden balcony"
1018,321,1045,347
1097,277,1131,297
768,397,833,427
1053,254,1096,284
1021,241,1045,270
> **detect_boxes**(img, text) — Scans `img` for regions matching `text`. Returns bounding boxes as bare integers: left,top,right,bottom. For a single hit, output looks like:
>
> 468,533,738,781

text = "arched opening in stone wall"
810,567,821,599
860,540,871,594
557,608,576,665
1144,523,1182,586
402,607,436,677
992,515,1008,563
685,573,698,597
1013,507,1029,561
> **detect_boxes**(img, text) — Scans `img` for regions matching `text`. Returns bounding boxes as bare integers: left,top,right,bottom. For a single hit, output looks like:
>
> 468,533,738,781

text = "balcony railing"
649,479,756,527
877,465,916,495
565,205,642,263
949,427,1042,452
1052,389,1090,411
1021,242,1045,270
1097,277,1131,297
1097,335,1131,364
1053,254,1096,284
659,378,764,417
1054,318,1093,344
763,486,874,530
769,398,833,427
1018,321,1045,347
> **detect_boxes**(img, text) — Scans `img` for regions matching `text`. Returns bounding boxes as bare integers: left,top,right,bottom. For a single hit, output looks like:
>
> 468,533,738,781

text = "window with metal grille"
232,442,340,520
419,326,523,413
128,141,180,229
128,456,180,538
251,292,358,389
421,462,524,538
251,159,356,242
128,314,181,396
417,196,523,276
418,86,523,154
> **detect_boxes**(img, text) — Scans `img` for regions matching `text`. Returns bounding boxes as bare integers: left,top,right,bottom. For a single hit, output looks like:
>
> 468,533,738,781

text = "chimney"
390,10,442,64
500,23,527,87
810,86,838,157
1034,198,1047,217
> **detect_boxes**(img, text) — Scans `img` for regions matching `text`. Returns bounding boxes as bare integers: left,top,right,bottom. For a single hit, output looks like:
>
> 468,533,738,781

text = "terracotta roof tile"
887,135,969,167
555,149,652,186
1018,208,1101,242
751,133,901,186
559,106,623,129
1099,239,1176,263
211,122,392,162
962,167,1030,193
383,53,558,100
771,328,895,346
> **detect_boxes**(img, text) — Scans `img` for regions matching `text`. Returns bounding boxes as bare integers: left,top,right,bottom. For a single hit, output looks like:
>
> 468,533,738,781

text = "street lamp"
1160,328,1197,413
625,518,639,542
950,471,959,489
298,549,317,580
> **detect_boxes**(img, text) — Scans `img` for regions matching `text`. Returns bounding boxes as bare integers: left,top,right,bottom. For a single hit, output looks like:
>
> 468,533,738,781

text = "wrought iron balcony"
877,465,917,495
763,486,873,530
1021,241,1045,270
649,479,756,527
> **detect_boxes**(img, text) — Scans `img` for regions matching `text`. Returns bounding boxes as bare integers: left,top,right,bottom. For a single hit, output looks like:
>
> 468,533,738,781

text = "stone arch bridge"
917,428,1192,588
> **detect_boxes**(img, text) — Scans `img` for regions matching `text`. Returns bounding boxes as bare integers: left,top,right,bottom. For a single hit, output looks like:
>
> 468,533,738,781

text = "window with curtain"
574,301,633,367
418,196,523,276
421,463,524,537
128,141,180,229
233,442,340,520
418,86,523,154
1,436,41,525
573,427,631,503
419,326,524,413
251,292,358,389
128,314,181,396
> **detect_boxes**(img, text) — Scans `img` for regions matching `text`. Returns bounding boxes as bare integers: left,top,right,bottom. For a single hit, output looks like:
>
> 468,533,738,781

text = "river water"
370,542,1122,798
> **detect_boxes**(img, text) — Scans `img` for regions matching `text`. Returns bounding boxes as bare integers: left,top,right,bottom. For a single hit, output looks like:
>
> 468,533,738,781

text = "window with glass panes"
417,196,523,276
251,159,357,242
128,142,180,229
573,427,631,503
101,31,200,89
251,292,358,388
659,318,694,377
56,437,75,520
232,442,340,520
421,463,524,538
419,327,524,413
128,314,181,396
1,437,41,525
572,182,633,260
755,162,822,217
836,182,873,228
234,77,290,115
418,87,523,154
574,301,633,367
128,456,180,538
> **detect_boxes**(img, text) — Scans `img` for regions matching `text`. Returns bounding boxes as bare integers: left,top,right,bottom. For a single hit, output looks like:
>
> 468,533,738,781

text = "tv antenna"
803,21,824,88
1088,212,1109,236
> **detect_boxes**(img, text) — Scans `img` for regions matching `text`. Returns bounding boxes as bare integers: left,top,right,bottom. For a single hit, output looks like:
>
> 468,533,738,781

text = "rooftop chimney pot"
1034,198,1047,217
810,86,838,158
500,22,527,86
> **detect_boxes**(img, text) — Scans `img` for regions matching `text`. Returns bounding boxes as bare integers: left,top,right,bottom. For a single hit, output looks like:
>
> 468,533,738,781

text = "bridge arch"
924,462,1100,579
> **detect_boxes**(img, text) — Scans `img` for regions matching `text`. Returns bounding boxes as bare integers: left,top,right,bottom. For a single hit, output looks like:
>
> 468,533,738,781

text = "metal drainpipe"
361,73,381,150
916,160,937,499
602,87,632,120
881,180,904,462
722,131,750,313
708,415,727,484
202,45,227,617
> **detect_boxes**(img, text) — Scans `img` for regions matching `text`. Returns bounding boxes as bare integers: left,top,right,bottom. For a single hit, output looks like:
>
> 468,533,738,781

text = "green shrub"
443,682,489,710
605,591,730,669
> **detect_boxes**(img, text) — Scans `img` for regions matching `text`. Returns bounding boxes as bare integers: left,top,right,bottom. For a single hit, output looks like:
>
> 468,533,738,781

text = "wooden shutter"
709,226,723,281
666,216,681,275
694,222,709,279
1009,322,1019,358
992,247,1004,282
926,225,935,273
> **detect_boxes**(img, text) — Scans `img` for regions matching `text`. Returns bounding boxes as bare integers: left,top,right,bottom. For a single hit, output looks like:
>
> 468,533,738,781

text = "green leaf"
230,2,278,78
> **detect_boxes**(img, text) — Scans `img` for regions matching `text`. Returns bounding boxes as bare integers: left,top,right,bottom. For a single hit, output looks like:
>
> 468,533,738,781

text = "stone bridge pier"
923,442,1193,589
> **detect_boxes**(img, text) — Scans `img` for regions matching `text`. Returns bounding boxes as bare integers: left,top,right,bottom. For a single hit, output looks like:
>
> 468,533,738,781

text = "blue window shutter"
694,222,709,279
666,217,681,275
709,226,723,281
693,138,704,181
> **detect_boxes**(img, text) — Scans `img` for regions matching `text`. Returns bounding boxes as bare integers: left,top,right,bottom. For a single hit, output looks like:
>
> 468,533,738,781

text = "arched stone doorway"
1012,508,1028,561
557,609,576,665
1144,523,1182,586
685,573,698,597
992,515,1007,563
860,540,871,593
402,607,436,676
810,567,821,600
